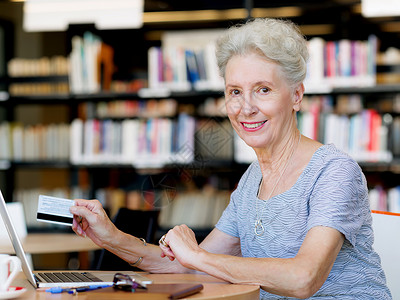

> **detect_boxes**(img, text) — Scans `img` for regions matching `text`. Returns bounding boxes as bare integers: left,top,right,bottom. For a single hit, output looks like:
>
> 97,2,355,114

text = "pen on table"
70,285,113,294
46,284,112,294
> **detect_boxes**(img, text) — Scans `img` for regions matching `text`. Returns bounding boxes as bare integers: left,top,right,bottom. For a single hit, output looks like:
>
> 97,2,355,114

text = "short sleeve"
215,187,239,237
307,157,369,246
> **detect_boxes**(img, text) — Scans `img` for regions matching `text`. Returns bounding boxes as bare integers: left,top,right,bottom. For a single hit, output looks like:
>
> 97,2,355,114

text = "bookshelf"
1,0,400,234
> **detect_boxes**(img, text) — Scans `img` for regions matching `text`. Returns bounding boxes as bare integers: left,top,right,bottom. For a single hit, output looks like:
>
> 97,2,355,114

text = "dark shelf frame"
3,83,400,103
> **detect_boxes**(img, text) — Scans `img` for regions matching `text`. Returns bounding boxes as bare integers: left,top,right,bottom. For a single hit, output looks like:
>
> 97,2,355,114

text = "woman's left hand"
159,224,203,269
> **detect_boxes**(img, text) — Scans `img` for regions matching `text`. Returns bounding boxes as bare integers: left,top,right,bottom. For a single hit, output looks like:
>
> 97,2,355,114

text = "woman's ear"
292,83,304,112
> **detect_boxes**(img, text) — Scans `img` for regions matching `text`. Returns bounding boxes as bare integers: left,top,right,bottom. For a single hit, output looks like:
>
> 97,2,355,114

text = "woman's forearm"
101,230,190,274
186,227,343,299
192,251,316,298
70,200,190,274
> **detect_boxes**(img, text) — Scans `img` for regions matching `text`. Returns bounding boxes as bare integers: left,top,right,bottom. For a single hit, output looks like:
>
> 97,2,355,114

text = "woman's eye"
230,89,241,96
259,87,270,94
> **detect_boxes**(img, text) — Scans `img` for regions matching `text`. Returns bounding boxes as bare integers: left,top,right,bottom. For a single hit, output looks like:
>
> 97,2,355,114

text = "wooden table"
12,272,260,299
0,233,100,254
0,233,101,269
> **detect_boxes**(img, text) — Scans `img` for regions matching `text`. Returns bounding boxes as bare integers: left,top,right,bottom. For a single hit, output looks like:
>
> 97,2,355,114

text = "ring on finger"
159,234,169,247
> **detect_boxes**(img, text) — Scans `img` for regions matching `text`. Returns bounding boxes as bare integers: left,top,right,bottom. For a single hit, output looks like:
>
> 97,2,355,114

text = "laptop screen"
0,191,38,287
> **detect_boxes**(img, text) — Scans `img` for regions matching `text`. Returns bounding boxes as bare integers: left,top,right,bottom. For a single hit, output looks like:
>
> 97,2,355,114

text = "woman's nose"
241,93,258,116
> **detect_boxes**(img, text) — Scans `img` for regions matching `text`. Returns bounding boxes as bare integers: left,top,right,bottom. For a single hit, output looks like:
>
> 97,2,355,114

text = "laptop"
0,190,152,288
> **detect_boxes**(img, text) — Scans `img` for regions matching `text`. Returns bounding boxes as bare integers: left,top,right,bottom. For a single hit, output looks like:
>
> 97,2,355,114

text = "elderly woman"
70,18,391,299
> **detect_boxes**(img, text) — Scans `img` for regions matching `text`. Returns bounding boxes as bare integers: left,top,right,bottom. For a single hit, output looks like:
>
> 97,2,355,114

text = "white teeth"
242,121,266,129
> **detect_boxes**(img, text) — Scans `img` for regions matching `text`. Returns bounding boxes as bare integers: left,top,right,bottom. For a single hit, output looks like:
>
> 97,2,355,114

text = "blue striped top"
216,144,392,299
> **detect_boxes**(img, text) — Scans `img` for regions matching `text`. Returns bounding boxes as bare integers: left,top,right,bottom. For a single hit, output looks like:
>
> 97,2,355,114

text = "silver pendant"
254,219,264,236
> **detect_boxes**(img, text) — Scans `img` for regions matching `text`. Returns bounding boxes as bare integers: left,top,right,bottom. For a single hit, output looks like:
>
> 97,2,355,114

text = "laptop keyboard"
36,272,102,283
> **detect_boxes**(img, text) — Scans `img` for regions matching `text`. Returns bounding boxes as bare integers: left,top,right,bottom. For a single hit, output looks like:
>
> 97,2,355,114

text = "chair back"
0,202,33,268
371,210,400,299
96,208,160,270
0,202,27,241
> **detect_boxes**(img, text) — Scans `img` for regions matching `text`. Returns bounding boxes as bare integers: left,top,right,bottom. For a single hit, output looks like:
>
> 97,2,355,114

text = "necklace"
254,132,301,236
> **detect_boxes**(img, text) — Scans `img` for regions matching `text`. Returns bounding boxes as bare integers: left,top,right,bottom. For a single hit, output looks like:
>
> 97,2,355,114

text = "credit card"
37,195,75,226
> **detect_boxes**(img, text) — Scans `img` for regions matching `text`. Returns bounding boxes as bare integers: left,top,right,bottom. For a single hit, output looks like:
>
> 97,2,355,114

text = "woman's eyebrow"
225,81,275,89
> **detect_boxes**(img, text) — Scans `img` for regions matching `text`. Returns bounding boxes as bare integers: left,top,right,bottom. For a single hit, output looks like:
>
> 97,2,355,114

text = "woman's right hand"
69,199,118,247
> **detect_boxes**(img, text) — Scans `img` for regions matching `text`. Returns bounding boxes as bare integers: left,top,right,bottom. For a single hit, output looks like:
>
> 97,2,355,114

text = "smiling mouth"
241,120,267,129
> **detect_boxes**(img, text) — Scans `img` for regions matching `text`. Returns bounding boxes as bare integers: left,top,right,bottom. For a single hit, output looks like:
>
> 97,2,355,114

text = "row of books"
7,56,69,77
298,95,393,163
69,32,102,94
305,35,378,92
0,122,70,161
0,114,397,165
8,82,69,96
0,117,234,165
147,31,379,94
69,31,115,94
78,98,178,119
7,56,70,96
146,29,225,93
5,32,383,96
70,114,196,167
369,186,400,214
6,35,134,96
7,56,69,96
300,111,392,162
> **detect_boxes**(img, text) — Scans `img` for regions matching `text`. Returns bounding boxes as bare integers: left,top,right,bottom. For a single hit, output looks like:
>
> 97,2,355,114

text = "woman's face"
224,52,302,151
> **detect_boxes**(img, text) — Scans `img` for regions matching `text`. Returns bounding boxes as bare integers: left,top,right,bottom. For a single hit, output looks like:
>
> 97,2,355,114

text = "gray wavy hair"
216,18,309,87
